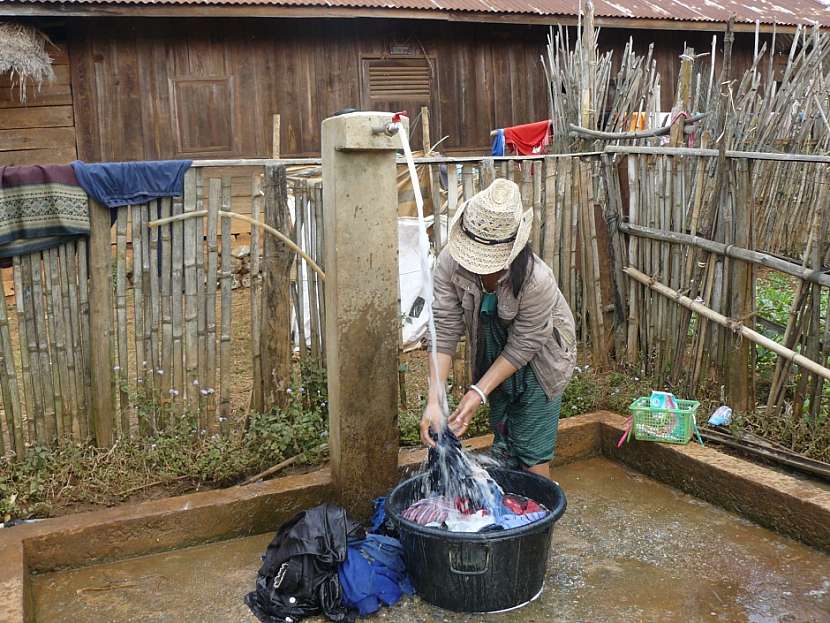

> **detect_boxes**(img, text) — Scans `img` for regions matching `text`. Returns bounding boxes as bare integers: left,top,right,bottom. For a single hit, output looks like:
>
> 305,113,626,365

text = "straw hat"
447,178,533,275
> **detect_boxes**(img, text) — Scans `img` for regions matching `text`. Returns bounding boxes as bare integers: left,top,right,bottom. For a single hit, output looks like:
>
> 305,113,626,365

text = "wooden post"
322,112,402,519
670,47,695,147
420,105,431,154
261,164,294,410
87,199,114,447
726,158,754,413
601,153,629,360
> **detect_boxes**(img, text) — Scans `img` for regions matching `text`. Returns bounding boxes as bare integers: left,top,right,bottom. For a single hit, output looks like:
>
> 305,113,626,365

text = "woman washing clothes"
420,178,576,479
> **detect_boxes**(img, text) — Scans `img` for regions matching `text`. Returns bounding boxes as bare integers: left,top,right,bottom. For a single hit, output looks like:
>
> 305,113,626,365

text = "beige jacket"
428,248,577,399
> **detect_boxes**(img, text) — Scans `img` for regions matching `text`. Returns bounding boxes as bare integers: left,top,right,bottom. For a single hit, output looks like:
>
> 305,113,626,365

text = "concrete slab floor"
32,458,830,623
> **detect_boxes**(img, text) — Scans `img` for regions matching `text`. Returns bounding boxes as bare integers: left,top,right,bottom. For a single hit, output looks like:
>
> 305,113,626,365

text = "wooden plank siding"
0,43,77,166
67,19,550,161
65,19,763,162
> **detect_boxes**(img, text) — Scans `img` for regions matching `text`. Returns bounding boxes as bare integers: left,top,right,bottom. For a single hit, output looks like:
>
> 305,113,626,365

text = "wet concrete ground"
32,458,830,623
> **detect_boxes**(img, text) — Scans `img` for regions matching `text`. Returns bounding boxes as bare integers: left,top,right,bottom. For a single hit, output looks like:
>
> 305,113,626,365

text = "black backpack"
245,503,364,623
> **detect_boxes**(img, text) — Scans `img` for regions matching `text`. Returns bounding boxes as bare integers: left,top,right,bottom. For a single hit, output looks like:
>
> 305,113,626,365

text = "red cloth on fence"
503,120,551,155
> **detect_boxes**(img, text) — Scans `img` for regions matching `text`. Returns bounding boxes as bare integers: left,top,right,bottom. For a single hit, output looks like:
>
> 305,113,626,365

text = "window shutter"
364,59,432,102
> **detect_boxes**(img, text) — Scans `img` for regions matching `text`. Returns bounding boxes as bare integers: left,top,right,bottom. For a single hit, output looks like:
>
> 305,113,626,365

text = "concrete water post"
322,112,406,518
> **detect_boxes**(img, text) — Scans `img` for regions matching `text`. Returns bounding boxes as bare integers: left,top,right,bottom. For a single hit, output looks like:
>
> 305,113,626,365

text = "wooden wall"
66,18,549,161
1,19,763,169
0,42,77,166
65,19,763,163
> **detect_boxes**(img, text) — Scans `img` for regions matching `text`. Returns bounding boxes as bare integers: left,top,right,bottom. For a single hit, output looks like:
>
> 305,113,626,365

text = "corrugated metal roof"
4,0,830,25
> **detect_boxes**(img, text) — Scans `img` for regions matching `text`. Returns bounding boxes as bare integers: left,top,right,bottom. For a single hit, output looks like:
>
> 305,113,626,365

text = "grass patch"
1,359,331,523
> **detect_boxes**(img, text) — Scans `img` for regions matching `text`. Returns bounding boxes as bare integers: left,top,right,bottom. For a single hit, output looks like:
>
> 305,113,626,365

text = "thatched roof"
0,22,55,104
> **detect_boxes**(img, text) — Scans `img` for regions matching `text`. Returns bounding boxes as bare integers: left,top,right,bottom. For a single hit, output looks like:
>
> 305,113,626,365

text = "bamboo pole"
560,159,573,307
77,238,92,436
142,202,158,417
131,204,148,432
461,164,474,202
41,249,67,440
148,201,161,404
250,174,264,413
219,181,233,434
171,195,185,407
205,178,221,429
520,161,532,224
542,157,557,271
313,184,326,361
20,256,46,444
46,247,73,440
626,156,640,364
305,186,321,359
480,159,495,189
12,256,37,444
625,266,830,382
293,180,308,359
183,171,200,416
605,144,830,164
618,223,830,287
87,200,115,447
115,207,130,436
0,276,23,456
148,211,326,282
30,253,57,443
447,163,459,228
57,244,81,439
159,197,173,426
62,243,87,440
196,190,208,419
532,161,543,252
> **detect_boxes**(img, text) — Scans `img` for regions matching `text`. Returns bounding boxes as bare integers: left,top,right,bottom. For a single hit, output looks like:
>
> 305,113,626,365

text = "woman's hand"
448,389,485,438
420,401,445,448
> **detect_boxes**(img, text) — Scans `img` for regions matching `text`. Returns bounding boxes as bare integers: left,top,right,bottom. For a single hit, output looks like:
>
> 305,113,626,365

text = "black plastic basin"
385,468,566,613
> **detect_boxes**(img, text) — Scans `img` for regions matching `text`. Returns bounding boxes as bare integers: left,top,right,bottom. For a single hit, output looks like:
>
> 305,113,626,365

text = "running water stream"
395,120,501,513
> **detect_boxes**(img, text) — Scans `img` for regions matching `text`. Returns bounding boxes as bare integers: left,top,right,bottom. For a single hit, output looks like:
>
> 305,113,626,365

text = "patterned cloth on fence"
0,165,89,260
71,160,192,208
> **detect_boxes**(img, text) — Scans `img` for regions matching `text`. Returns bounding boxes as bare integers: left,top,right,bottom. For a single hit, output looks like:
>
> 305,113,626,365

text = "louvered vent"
365,59,432,101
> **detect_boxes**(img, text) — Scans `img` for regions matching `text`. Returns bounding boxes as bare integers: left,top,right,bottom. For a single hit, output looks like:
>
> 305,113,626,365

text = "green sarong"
478,292,561,468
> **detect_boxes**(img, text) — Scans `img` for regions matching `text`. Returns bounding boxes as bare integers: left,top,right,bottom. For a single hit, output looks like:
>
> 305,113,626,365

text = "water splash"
395,120,502,513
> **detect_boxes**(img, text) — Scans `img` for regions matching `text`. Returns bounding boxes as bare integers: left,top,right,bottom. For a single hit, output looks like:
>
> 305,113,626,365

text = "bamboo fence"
0,152,613,456
0,166,329,456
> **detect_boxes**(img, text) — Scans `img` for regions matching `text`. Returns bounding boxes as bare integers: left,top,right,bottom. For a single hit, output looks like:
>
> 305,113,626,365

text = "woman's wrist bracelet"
469,384,487,406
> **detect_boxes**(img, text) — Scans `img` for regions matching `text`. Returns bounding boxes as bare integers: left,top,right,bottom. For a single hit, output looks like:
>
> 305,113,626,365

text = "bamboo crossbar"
619,222,830,286
186,153,606,169
625,266,830,382
570,113,706,140
190,158,322,167
146,210,326,281
606,144,830,163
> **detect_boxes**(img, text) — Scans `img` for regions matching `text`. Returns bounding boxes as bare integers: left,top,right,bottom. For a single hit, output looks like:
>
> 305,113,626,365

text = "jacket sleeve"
501,273,555,370
426,251,465,357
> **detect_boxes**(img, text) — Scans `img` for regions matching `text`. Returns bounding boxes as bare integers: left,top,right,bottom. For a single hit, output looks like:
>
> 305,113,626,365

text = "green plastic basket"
629,396,701,445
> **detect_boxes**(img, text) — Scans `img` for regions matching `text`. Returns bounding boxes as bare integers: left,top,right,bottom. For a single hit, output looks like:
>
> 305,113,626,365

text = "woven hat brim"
446,200,533,275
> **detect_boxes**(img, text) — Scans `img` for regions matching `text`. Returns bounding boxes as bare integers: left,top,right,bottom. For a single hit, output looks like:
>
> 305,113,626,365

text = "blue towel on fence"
491,129,506,156
339,534,414,616
71,160,192,209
